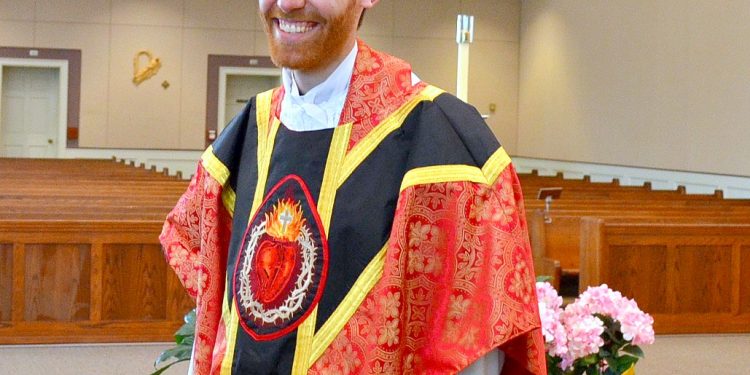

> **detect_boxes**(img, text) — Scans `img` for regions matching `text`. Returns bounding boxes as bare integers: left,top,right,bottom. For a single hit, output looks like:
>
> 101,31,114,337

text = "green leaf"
184,309,196,325
174,327,195,346
547,362,565,375
546,354,565,375
579,354,599,366
175,323,195,337
150,358,189,375
608,355,638,373
153,308,196,374
619,355,638,369
150,366,170,375
175,334,194,346
173,309,196,345
155,346,192,367
604,356,618,372
536,275,552,283
621,345,644,358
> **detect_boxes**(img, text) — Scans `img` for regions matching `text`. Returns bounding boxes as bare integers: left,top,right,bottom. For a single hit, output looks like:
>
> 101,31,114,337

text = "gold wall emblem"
132,50,162,85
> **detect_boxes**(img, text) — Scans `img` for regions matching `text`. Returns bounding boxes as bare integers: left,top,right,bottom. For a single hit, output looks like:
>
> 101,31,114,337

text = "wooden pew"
527,208,750,277
579,217,750,334
0,158,194,344
0,220,194,344
523,171,750,335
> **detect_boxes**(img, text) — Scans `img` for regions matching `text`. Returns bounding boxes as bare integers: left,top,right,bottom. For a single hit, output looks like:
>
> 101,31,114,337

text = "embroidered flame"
265,199,306,242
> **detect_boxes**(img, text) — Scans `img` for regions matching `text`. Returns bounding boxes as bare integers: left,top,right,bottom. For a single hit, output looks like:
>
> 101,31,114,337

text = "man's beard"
261,2,359,72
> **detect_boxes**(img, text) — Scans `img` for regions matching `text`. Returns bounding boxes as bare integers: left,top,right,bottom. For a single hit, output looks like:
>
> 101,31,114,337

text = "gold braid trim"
481,146,512,185
220,88,277,374
292,123,352,375
291,123,353,374
337,85,444,187
201,146,230,184
400,147,512,192
309,243,388,364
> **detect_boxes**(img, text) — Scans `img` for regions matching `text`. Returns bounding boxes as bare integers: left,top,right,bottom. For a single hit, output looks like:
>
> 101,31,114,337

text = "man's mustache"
265,7,324,23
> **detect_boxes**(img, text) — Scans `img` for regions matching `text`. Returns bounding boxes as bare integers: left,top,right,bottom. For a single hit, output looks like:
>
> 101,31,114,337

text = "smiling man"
161,1,545,374
261,0,361,93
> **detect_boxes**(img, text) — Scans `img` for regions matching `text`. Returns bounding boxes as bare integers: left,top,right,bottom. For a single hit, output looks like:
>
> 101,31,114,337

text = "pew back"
0,158,193,344
579,217,750,334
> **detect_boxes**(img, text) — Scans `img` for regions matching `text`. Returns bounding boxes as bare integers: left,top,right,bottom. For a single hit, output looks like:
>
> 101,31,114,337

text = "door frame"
0,58,69,157
217,66,281,135
205,55,277,147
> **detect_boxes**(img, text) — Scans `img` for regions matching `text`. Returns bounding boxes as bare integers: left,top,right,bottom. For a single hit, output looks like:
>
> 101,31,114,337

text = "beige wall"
519,1,750,176
1,0,261,149
0,0,520,152
364,0,521,152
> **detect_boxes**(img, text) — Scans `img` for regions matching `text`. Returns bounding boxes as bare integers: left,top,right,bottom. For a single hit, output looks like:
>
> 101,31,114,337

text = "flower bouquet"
536,282,655,375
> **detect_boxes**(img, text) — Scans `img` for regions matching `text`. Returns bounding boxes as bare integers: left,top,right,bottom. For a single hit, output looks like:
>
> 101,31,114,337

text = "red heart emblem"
254,239,297,304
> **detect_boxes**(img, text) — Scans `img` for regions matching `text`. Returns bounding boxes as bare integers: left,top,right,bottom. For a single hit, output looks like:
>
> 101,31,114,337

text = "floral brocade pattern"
340,40,427,151
270,40,423,152
160,164,231,375
310,165,546,374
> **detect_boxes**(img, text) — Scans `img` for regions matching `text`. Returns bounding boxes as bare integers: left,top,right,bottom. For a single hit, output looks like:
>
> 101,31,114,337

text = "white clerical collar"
280,43,358,132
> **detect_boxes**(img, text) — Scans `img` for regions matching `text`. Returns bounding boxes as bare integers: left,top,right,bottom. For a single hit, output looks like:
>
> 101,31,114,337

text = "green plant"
151,309,196,375
536,275,553,283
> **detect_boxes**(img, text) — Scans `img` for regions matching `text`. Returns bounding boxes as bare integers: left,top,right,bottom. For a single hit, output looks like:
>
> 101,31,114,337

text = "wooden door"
1,66,60,158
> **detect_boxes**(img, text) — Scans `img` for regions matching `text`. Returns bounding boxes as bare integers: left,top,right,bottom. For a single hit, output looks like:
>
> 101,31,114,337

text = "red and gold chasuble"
161,40,545,374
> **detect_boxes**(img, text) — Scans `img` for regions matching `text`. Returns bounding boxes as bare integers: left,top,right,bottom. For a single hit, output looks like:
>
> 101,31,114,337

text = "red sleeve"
311,164,546,375
160,163,232,375
160,163,206,299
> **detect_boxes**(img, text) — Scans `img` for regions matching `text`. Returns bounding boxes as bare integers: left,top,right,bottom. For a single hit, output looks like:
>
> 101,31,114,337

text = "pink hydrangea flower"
577,284,623,316
536,281,563,310
575,284,655,346
560,310,605,368
536,282,568,357
616,299,655,346
537,283,655,371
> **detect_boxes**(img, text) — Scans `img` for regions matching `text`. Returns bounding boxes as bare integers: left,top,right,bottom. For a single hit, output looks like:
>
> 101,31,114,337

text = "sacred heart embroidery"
233,174,328,341
255,239,297,304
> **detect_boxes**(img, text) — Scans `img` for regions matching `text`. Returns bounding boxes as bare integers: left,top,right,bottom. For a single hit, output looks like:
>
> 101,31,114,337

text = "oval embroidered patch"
233,174,328,340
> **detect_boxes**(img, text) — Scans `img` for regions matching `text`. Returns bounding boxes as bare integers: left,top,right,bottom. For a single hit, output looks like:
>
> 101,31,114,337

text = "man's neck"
292,39,357,95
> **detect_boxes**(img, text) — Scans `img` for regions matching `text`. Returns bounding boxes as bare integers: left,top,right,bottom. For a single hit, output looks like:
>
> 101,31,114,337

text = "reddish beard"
260,2,359,72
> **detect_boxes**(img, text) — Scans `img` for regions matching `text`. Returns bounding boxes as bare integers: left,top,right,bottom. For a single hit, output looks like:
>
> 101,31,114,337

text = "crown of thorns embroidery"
264,199,306,242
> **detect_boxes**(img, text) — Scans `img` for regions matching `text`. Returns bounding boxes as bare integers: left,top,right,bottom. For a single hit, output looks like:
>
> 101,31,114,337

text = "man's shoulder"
209,90,272,169
421,91,500,150
401,90,502,170
215,96,257,141
213,86,281,146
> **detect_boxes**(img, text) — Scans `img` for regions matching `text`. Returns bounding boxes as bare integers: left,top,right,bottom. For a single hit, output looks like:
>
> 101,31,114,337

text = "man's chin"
267,40,319,69
269,53,315,71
